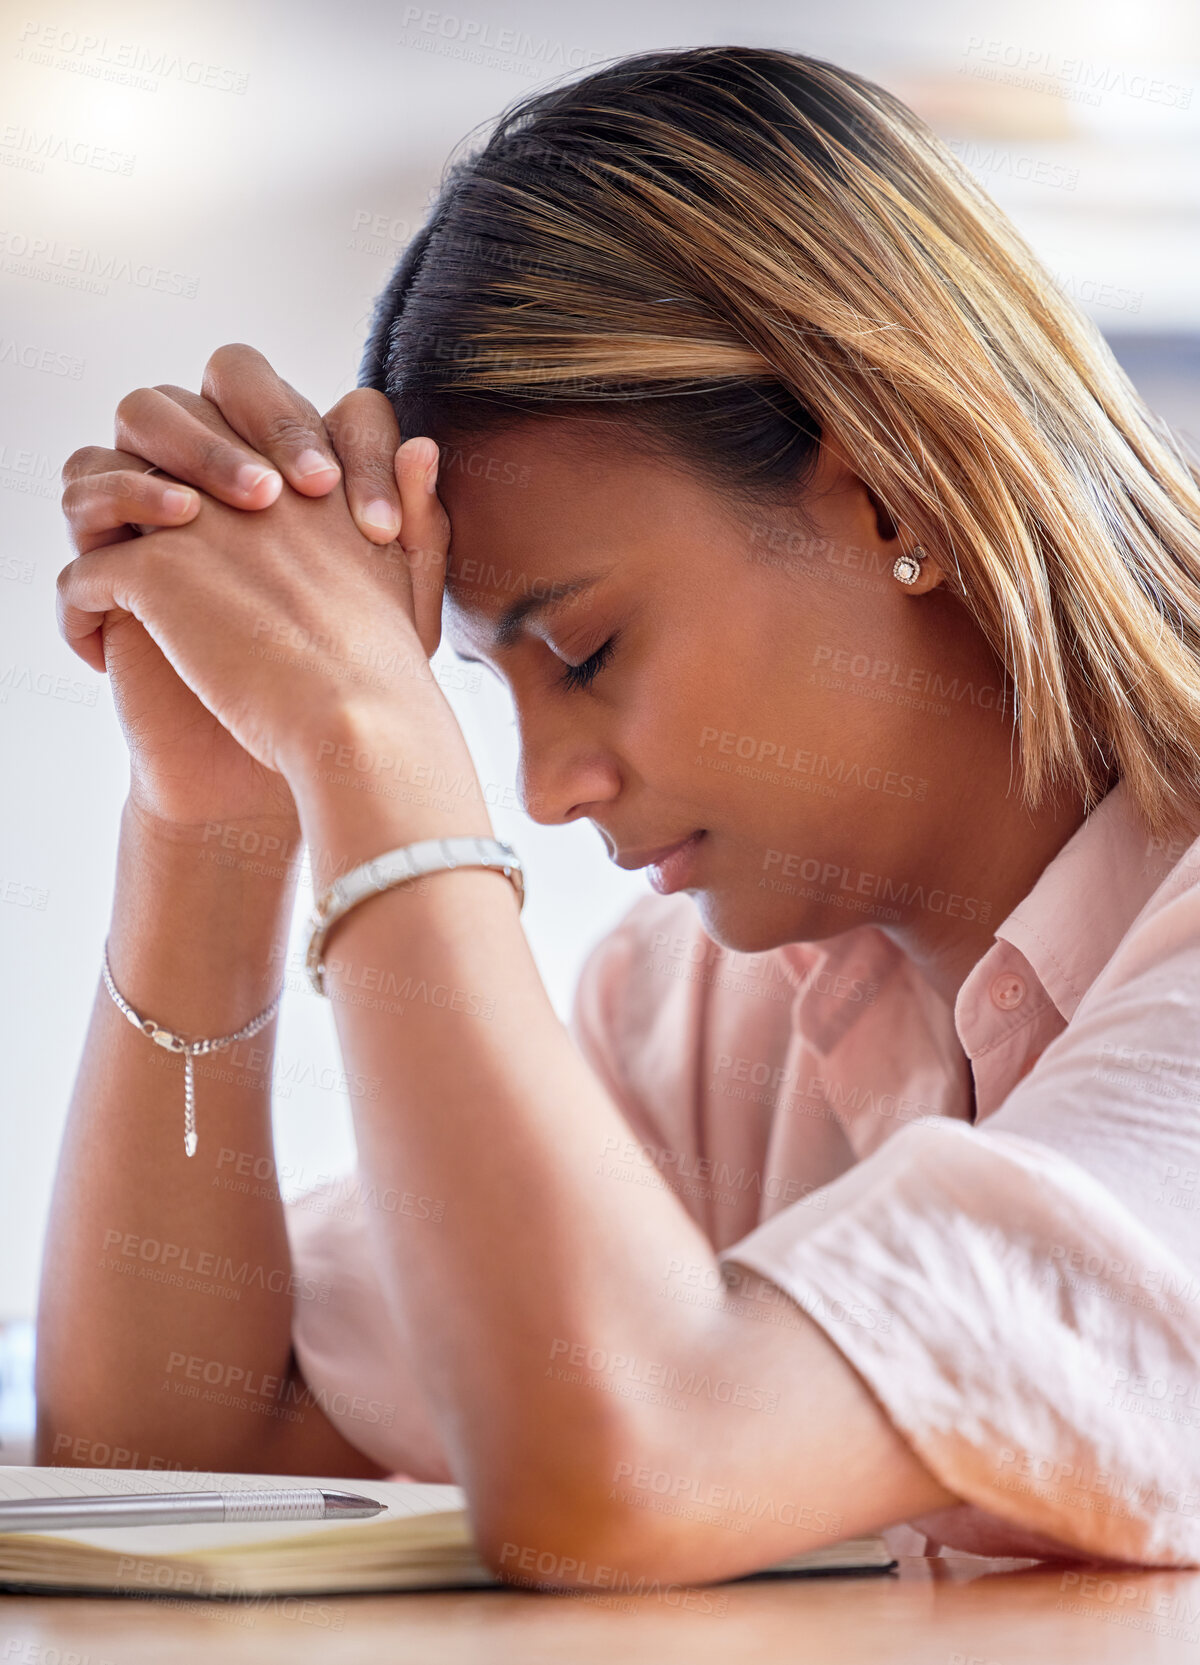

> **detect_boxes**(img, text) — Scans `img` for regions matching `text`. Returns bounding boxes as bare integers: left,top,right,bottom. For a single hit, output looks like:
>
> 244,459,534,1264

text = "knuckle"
62,445,111,483
195,431,239,476
114,386,157,426
205,341,258,378
326,388,398,457
55,556,80,598
258,410,319,452
350,448,398,489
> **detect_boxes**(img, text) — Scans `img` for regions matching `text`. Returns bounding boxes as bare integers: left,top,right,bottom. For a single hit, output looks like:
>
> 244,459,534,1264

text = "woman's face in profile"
440,418,1009,954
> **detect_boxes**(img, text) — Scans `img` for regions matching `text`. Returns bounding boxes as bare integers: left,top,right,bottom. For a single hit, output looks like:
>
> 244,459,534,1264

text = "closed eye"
558,636,616,693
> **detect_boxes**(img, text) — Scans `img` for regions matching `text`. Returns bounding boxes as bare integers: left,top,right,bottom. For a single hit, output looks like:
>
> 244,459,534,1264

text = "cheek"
615,596,863,798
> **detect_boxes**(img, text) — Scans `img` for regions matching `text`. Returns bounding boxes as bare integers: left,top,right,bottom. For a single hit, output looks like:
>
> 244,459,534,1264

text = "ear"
861,480,898,543
859,482,949,595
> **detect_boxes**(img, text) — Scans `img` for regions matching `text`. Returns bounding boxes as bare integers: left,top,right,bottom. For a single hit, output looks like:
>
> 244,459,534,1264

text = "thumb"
395,437,448,660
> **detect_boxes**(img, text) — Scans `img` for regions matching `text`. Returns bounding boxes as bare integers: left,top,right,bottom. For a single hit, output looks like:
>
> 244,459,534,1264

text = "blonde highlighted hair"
363,45,1200,841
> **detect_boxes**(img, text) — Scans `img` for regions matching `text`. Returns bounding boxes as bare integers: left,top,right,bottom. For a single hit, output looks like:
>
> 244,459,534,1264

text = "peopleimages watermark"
0,332,83,377
98,1229,330,1303
162,1349,396,1428
1050,269,1143,317
960,35,1192,109
1055,1569,1200,1643
3,1640,118,1663
1106,1364,1200,1429
595,1132,826,1213
546,1337,779,1414
640,925,878,1008
0,444,59,499
947,138,1079,192
712,1053,945,1130
1157,1160,1200,1217
1093,1040,1200,1105
761,848,992,923
995,1445,1200,1521
396,7,604,79
695,726,927,800
640,927,795,1006
808,644,1011,718
745,524,892,593
0,230,198,298
661,1258,894,1335
1042,1240,1200,1309
266,940,499,1022
609,1460,843,1538
494,1540,728,1609
112,1562,343,1621
212,1147,446,1224
0,659,98,703
0,875,48,910
15,21,251,95
0,122,135,175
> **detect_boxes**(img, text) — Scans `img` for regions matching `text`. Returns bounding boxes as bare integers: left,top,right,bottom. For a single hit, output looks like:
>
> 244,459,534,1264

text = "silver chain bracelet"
101,941,284,1158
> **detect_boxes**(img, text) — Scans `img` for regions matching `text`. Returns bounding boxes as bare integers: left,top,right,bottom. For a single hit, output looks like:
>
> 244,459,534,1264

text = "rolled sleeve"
719,1117,1200,1564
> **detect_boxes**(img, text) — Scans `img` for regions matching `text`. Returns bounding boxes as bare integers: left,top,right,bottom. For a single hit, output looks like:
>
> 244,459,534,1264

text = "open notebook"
0,1467,895,1596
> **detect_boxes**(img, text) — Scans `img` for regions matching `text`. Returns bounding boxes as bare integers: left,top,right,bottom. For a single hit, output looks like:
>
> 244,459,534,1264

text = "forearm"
35,798,304,1471
292,717,722,1525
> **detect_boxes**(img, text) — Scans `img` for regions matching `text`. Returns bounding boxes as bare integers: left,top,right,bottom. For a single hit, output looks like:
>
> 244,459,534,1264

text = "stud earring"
893,544,927,585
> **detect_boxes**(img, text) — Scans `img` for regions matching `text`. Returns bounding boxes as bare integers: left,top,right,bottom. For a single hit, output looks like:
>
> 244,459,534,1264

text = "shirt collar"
979,778,1182,1025
772,779,1188,1059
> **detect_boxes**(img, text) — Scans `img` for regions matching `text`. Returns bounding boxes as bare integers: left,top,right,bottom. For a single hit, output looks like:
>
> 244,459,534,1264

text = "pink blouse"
286,779,1200,1565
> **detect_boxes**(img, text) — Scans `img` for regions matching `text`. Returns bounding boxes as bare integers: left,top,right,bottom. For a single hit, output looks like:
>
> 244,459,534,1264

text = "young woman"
41,46,1200,1578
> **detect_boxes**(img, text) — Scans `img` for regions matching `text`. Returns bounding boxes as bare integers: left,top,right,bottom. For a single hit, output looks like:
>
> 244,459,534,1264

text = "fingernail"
425,447,439,494
237,463,282,501
361,498,400,537
294,448,340,481
162,487,197,517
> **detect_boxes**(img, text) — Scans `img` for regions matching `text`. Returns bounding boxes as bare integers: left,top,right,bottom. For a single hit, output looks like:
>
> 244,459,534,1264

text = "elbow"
468,1420,723,1592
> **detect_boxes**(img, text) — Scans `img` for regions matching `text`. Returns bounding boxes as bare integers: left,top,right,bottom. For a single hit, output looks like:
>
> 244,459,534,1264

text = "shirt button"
990,972,1027,1011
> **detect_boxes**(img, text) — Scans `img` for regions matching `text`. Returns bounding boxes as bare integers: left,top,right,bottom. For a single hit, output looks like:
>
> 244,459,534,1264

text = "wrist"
283,698,496,887
111,797,298,1030
123,793,303,871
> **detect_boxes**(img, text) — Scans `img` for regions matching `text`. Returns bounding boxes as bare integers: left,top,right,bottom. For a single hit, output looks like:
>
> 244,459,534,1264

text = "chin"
690,889,832,957
692,892,815,959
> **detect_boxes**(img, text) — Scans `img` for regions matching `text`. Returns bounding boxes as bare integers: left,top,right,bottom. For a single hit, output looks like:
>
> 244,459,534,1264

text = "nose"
511,696,621,827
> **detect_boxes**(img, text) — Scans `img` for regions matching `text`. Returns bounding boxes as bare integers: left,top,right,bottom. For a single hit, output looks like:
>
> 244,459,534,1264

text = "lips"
611,831,705,872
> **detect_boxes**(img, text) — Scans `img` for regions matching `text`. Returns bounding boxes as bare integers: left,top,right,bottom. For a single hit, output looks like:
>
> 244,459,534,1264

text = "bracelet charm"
102,943,284,1158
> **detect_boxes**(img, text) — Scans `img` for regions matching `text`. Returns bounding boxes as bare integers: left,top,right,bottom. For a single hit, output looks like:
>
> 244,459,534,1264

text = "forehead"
436,419,669,628
439,432,587,617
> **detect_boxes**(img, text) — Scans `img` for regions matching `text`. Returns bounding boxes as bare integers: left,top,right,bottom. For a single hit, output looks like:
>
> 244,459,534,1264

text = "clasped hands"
56,344,473,830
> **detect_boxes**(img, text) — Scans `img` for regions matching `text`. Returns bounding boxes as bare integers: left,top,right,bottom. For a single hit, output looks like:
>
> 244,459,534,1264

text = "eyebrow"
451,572,605,660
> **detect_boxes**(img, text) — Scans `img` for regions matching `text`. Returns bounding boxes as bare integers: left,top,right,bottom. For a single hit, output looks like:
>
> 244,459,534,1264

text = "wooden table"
3,1556,1199,1662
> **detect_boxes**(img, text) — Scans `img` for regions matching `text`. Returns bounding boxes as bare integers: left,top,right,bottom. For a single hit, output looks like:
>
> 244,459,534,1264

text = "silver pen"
0,1488,386,1533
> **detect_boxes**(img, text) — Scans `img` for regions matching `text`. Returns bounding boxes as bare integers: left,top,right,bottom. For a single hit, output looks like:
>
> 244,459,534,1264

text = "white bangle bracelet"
102,941,284,1158
305,835,524,998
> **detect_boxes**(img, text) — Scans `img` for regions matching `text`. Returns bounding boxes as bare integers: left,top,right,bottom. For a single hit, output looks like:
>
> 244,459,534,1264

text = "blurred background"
2,0,1199,1458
